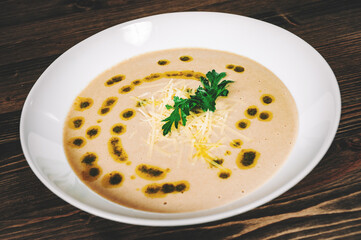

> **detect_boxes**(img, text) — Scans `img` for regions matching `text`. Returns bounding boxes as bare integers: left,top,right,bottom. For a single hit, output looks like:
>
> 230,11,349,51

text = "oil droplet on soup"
218,170,232,179
73,97,93,111
81,166,102,182
179,56,193,62
120,109,136,120
157,59,170,65
143,73,163,82
142,181,190,198
245,105,259,119
68,116,85,129
233,65,245,73
136,164,169,180
101,171,124,188
258,111,273,121
86,126,101,139
225,151,232,156
68,137,86,148
119,85,134,94
226,64,235,69
236,149,260,169
111,123,126,135
105,97,117,106
108,137,128,163
81,152,98,166
230,139,243,148
105,74,125,86
182,70,201,79
98,97,118,116
261,94,275,105
131,79,143,86
236,119,251,130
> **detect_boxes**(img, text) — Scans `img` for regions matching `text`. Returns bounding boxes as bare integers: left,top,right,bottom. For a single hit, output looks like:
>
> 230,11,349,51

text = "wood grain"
1,0,360,239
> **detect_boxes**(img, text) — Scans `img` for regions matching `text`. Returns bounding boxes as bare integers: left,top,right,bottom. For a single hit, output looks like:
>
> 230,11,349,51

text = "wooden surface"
1,0,361,239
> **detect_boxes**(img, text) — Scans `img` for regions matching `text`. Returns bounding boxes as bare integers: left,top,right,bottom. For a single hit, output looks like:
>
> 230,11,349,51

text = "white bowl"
20,12,341,226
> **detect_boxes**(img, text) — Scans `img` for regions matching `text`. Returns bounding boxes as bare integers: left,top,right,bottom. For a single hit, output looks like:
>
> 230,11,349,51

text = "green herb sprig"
161,70,234,136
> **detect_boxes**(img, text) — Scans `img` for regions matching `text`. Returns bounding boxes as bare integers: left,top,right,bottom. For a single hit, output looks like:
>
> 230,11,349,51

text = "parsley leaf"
161,70,233,135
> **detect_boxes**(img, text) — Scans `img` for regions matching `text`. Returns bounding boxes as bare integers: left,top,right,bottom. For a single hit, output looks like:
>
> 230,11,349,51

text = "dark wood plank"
1,0,361,239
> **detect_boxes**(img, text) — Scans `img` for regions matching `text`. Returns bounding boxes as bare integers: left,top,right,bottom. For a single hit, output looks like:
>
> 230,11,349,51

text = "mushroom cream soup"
63,48,298,213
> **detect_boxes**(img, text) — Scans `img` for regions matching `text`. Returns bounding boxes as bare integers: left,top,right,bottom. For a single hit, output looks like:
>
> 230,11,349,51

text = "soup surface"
63,48,298,213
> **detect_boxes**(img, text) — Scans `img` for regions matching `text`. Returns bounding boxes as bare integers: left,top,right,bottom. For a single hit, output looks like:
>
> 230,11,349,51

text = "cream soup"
63,48,298,213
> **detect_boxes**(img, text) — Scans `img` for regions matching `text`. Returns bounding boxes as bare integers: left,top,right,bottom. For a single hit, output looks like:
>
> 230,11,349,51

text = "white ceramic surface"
20,12,341,226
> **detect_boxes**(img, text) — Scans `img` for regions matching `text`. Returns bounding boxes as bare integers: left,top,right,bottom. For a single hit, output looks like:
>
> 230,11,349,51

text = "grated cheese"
135,79,249,167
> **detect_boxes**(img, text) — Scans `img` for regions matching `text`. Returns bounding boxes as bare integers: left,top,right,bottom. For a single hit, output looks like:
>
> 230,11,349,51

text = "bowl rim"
19,11,341,226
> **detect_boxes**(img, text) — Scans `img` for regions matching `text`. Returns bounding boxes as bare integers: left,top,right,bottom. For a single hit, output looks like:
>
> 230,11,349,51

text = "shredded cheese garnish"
135,79,249,167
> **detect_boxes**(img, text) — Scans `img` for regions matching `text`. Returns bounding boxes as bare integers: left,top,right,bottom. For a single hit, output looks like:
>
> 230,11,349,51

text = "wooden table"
1,0,360,239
